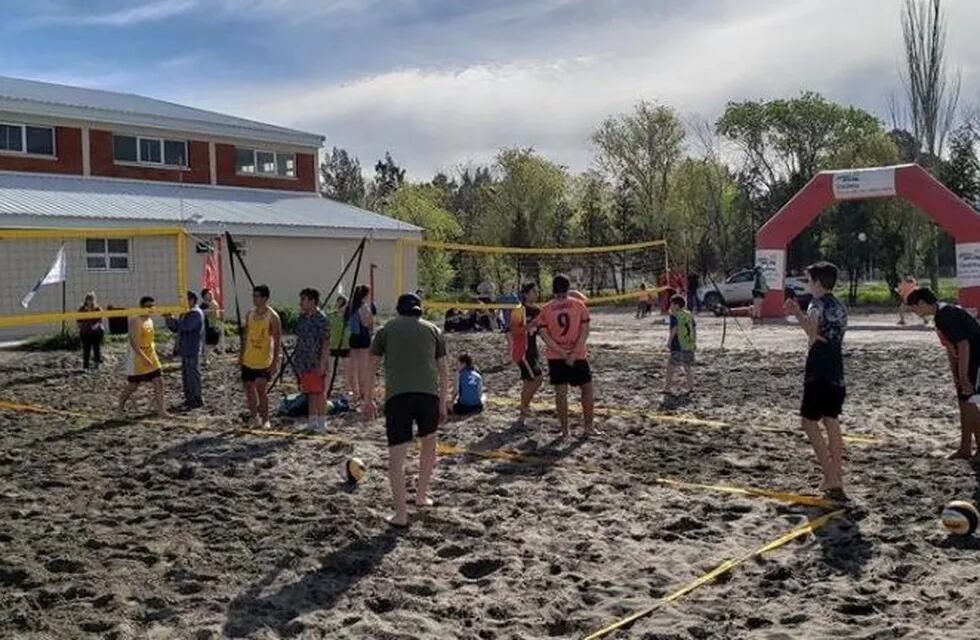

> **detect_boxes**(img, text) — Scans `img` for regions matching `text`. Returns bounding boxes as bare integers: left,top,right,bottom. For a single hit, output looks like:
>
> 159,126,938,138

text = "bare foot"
948,449,973,460
415,497,434,508
581,428,603,438
387,514,409,528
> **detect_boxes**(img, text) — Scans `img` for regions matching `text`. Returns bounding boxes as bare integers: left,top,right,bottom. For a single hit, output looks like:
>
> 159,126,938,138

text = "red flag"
202,249,221,305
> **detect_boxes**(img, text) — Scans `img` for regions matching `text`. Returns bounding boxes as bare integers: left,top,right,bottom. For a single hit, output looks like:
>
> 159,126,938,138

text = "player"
907,287,980,459
365,293,449,528
508,282,545,425
294,288,330,432
783,262,848,500
896,275,925,326
664,294,696,396
240,284,283,428
535,274,597,437
118,296,166,418
636,283,654,319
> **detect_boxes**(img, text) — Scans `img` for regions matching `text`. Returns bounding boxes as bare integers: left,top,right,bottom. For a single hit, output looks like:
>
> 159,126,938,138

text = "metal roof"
0,172,419,239
0,75,324,148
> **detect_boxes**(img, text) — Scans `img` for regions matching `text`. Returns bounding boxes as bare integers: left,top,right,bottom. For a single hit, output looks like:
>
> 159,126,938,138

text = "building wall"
214,144,317,192
0,234,181,341
0,230,418,341
186,234,416,321
0,126,83,175
89,130,211,184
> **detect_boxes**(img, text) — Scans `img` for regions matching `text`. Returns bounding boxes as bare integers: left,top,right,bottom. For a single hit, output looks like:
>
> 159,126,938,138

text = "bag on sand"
277,393,308,417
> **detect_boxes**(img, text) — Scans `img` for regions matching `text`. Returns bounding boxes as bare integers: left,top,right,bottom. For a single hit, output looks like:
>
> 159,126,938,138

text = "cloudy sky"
3,0,980,178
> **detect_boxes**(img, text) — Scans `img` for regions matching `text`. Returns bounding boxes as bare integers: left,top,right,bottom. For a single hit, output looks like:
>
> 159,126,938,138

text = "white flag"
21,243,67,308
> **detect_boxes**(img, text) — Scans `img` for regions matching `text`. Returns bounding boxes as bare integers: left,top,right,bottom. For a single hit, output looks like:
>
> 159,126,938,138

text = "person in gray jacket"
166,291,205,409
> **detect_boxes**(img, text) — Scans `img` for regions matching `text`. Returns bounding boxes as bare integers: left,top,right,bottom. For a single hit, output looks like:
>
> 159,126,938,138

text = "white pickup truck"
696,269,809,312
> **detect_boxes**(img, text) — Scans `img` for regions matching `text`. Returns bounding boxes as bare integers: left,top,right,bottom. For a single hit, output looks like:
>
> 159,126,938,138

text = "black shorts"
547,359,592,387
385,393,440,447
452,402,484,416
241,366,271,383
800,380,846,421
349,334,371,350
127,369,161,384
518,357,543,381
329,348,350,358
205,326,221,346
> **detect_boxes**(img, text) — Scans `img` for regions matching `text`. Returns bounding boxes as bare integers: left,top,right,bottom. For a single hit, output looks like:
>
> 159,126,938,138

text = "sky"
3,0,980,179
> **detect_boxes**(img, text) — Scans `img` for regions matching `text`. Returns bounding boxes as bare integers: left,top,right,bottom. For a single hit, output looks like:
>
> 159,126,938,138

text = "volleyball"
340,457,366,484
940,500,979,536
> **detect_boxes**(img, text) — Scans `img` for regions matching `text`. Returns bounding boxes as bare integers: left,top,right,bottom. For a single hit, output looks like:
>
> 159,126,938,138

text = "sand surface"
1,311,979,639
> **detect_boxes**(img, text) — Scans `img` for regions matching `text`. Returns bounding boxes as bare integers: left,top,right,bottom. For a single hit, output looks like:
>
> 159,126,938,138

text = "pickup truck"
696,269,810,313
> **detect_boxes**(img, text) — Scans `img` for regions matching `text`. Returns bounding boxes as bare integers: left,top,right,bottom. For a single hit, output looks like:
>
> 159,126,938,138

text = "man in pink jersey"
535,274,597,437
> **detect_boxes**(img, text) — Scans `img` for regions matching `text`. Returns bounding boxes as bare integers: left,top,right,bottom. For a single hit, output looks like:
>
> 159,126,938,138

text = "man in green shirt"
365,293,449,528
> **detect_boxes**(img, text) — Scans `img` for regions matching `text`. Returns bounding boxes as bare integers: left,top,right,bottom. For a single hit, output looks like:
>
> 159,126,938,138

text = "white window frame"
112,134,188,169
85,238,131,273
235,147,296,179
0,121,57,158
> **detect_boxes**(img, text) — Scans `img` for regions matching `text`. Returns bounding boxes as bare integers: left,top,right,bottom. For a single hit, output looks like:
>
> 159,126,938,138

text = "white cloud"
32,0,197,27
170,0,980,178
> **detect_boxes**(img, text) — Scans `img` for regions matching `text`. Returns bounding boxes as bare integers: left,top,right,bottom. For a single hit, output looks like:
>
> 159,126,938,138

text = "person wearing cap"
365,293,449,528
164,290,206,409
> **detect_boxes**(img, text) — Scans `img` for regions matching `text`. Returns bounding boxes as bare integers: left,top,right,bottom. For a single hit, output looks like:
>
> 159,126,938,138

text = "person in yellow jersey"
240,284,283,428
118,296,166,418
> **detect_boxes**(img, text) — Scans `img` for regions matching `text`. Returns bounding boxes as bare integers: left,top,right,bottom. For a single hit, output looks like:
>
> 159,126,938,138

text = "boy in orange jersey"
535,274,597,437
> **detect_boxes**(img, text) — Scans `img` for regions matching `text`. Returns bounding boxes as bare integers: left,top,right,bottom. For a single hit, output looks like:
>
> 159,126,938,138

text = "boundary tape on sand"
582,509,845,640
487,397,878,445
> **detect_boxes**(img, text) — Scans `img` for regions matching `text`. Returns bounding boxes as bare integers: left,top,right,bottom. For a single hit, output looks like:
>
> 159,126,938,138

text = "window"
113,135,137,162
112,134,187,167
729,271,754,283
0,122,55,156
85,238,130,271
235,147,296,178
235,147,255,174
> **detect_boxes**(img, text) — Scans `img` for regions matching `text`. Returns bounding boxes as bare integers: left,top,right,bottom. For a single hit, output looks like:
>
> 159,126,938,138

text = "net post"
177,230,188,310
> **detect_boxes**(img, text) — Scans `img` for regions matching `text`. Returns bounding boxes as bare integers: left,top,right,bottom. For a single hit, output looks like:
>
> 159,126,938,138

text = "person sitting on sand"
364,293,449,528
906,287,980,459
118,296,166,418
664,294,696,397
508,282,545,425
783,262,848,501
240,285,283,429
451,353,484,415
535,274,597,438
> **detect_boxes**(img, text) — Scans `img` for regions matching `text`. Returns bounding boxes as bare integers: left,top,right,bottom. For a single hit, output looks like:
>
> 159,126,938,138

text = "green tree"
383,184,461,295
320,147,366,206
591,101,685,237
369,152,407,209
574,174,612,295
941,127,979,205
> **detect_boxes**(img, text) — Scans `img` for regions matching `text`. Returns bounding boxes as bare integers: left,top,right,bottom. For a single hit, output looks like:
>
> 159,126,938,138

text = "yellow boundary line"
487,398,878,444
583,509,845,640
405,237,667,255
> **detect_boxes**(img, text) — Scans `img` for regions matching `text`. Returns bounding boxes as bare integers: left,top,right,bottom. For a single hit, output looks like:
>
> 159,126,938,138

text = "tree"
320,147,366,206
591,101,685,237
369,152,406,208
383,184,461,295
575,174,612,295
899,0,961,289
941,127,979,206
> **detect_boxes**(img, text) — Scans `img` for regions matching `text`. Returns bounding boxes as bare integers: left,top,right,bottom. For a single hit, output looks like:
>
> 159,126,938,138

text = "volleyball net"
394,237,670,310
0,227,188,329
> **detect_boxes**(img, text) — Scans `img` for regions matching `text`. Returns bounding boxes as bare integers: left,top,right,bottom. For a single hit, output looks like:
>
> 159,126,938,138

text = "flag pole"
61,280,67,336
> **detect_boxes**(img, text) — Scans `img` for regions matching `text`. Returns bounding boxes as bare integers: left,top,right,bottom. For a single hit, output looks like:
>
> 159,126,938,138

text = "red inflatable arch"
755,163,980,317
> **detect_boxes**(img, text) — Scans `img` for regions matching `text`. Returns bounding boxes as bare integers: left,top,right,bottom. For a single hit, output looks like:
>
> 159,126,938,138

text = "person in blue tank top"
451,353,484,415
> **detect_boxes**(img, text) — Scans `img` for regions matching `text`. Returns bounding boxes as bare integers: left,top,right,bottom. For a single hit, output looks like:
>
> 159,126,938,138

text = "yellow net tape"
583,509,845,640
403,237,667,256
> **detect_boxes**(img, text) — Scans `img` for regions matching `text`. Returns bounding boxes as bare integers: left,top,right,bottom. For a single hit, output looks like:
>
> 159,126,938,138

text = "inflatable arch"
755,163,980,317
